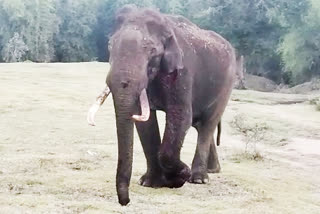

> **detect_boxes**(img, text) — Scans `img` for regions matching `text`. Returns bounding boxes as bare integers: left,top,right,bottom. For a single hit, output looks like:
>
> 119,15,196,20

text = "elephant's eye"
150,48,157,55
120,80,130,89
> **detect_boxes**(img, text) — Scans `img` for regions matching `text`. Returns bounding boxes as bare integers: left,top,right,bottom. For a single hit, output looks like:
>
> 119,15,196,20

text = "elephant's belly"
191,77,232,123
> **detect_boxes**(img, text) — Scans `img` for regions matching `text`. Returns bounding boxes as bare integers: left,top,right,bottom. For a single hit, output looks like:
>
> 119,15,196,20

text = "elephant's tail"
217,121,221,146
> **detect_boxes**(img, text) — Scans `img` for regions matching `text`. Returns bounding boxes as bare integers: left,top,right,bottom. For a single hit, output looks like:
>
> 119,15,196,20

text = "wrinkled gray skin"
105,6,236,205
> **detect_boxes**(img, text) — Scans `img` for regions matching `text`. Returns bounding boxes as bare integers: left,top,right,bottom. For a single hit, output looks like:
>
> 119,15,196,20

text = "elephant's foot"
158,152,191,188
163,163,191,188
139,172,168,188
140,166,191,188
158,158,191,188
189,171,209,184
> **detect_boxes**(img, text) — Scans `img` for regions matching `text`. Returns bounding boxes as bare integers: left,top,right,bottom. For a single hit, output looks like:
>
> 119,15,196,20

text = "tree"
21,0,60,62
275,0,320,83
188,0,283,82
2,32,28,62
95,0,118,61
0,0,60,62
0,0,25,61
0,0,318,85
54,0,99,62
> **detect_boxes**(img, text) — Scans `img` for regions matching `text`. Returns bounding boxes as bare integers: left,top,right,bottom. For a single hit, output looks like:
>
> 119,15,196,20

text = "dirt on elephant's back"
169,14,232,52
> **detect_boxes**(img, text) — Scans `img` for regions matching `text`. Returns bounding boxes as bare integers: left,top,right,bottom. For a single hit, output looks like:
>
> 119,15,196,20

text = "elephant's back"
166,14,234,59
166,15,236,120
166,14,235,81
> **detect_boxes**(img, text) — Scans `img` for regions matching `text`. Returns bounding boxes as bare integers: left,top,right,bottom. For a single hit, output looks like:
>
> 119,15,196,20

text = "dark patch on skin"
159,69,179,89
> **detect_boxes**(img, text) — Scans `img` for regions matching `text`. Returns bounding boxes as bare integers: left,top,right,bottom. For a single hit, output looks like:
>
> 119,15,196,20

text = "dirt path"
0,63,319,213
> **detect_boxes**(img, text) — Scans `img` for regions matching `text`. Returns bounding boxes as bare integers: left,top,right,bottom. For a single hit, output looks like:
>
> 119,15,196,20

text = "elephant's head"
107,6,183,106
87,5,184,205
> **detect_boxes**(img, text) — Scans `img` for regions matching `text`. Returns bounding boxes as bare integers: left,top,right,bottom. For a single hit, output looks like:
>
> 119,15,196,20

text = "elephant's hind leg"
190,119,220,184
207,137,221,173
135,110,166,188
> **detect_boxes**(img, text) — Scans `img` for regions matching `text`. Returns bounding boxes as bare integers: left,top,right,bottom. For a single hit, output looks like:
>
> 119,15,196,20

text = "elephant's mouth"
87,86,150,126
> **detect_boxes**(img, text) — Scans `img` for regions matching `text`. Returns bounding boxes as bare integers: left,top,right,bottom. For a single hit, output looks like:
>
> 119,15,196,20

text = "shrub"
309,97,320,111
230,114,268,160
316,101,320,111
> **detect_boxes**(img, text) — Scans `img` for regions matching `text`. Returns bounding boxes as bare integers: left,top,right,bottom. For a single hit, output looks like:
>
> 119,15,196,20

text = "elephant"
87,5,236,205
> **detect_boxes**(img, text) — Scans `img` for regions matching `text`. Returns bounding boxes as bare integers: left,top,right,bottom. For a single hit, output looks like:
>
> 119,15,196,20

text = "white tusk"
132,89,150,122
87,86,110,126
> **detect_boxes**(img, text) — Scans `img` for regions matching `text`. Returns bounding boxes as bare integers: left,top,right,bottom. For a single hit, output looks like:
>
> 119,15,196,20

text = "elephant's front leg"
135,110,167,187
159,107,192,188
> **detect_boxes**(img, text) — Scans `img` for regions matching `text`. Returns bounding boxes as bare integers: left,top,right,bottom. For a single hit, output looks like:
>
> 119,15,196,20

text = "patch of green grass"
231,97,255,103
230,152,264,162
309,98,318,105
69,204,99,213
26,180,43,186
309,97,320,111
65,159,94,171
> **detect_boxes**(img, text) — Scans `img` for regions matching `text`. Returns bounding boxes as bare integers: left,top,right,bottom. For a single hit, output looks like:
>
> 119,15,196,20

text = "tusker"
87,5,235,205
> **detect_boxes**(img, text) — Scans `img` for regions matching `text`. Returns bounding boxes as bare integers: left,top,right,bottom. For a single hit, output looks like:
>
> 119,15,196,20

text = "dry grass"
229,113,268,159
0,63,320,213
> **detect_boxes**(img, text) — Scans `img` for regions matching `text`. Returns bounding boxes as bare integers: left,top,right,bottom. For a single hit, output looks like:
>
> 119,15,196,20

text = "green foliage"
269,0,320,84
0,0,318,84
54,0,99,62
26,0,60,62
309,97,320,111
186,0,284,82
0,0,59,62
2,32,28,62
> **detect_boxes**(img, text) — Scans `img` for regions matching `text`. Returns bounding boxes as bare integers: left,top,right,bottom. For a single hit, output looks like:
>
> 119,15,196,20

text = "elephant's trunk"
113,88,150,205
114,101,134,206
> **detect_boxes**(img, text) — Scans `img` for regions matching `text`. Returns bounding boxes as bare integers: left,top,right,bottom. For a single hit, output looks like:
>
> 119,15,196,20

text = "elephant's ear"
145,14,184,74
161,35,184,74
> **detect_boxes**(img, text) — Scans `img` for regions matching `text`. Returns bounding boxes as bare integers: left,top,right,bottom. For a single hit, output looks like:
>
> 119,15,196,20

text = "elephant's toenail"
194,179,202,184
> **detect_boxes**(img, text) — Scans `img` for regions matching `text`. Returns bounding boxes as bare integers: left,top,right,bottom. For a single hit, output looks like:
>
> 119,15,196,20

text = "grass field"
0,63,319,213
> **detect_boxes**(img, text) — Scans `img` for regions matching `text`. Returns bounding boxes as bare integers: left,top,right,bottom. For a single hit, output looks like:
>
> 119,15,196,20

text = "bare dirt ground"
0,63,319,214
